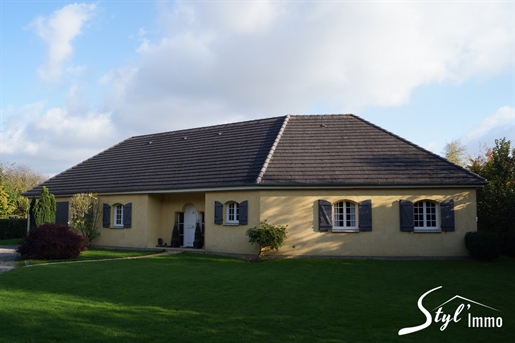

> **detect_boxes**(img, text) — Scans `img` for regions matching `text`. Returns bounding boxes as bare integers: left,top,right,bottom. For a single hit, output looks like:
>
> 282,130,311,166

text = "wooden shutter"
55,202,69,225
103,204,111,228
214,201,223,225
358,200,372,232
239,201,248,225
399,200,414,232
440,199,455,232
123,203,132,228
318,200,332,232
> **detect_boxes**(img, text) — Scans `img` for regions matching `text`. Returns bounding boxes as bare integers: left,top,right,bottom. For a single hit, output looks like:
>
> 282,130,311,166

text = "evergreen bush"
246,221,287,259
465,231,501,261
17,223,86,260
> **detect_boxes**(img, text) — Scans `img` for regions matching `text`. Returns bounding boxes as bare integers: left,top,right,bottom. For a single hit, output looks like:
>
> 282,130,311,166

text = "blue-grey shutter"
123,203,132,228
399,200,414,232
55,202,69,225
103,204,111,228
318,200,332,232
239,201,248,225
358,200,372,232
441,200,455,232
214,201,223,225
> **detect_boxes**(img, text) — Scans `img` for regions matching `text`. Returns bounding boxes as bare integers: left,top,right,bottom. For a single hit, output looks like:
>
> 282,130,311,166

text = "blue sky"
1,1,514,176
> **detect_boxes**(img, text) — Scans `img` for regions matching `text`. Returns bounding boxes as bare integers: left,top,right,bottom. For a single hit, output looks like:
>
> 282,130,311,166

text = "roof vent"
147,141,153,145
320,124,327,128
183,136,188,140
218,132,222,136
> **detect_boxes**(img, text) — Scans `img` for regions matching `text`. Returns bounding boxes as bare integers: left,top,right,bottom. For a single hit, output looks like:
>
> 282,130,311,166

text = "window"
414,201,438,231
114,204,124,227
102,203,132,229
400,199,450,233
318,199,372,232
226,202,239,224
333,201,358,232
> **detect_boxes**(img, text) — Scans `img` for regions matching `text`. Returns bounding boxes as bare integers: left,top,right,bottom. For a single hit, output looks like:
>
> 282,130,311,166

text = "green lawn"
0,253,513,343
0,238,23,245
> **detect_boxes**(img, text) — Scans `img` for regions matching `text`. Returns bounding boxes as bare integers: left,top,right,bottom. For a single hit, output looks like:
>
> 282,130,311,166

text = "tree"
0,162,47,218
468,138,515,256
69,193,102,246
32,187,56,227
246,221,287,259
443,139,467,167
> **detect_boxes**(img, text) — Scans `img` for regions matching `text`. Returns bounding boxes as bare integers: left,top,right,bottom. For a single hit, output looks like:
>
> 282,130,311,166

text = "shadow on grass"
0,253,513,342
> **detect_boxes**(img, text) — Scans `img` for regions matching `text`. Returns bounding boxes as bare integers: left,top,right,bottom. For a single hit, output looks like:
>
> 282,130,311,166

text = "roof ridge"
255,115,290,184
351,114,488,184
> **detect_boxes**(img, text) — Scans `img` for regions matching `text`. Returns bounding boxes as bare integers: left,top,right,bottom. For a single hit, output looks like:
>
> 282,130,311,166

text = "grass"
0,253,513,343
0,238,23,245
15,248,164,267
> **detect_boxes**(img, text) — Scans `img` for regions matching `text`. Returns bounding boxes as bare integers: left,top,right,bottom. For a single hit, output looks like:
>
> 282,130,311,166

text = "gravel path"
0,247,19,274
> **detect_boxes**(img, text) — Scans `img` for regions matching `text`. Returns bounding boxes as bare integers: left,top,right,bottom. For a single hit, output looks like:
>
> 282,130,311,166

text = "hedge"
0,219,28,240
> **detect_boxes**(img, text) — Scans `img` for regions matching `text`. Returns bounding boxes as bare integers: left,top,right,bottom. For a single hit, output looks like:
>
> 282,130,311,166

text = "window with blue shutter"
318,200,332,232
239,200,248,225
440,199,455,232
123,203,132,228
214,201,223,225
103,203,111,228
399,200,414,232
358,200,372,232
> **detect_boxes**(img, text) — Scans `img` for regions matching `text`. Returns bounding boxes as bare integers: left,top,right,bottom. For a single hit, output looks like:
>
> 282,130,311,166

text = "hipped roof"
25,114,486,196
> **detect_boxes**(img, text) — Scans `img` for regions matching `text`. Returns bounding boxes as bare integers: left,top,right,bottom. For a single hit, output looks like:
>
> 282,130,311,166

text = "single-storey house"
25,114,486,257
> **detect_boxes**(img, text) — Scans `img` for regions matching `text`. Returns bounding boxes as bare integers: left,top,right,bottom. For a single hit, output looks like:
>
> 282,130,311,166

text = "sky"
1,0,514,177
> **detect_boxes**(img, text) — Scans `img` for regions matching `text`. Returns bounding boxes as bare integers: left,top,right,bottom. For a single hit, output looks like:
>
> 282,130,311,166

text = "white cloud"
33,3,96,83
101,1,513,134
463,106,515,143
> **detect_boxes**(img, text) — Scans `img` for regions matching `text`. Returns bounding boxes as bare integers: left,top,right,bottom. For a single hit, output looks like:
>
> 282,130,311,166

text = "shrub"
246,221,287,259
465,231,501,261
0,218,27,239
17,223,86,260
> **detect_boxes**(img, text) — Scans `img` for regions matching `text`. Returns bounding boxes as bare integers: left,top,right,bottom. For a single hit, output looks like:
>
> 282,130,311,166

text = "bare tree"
443,139,467,167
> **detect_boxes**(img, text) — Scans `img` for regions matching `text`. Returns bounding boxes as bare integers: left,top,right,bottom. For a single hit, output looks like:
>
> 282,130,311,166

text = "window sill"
111,226,124,229
332,228,359,233
224,223,240,226
414,228,440,233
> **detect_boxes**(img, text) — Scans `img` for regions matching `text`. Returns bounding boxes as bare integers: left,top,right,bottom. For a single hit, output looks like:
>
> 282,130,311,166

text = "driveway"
0,246,19,274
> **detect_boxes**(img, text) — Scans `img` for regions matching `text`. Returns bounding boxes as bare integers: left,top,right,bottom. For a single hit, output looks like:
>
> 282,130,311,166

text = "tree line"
444,138,515,256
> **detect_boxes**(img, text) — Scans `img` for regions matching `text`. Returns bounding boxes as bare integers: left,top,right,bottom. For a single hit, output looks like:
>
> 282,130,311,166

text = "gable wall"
258,188,476,257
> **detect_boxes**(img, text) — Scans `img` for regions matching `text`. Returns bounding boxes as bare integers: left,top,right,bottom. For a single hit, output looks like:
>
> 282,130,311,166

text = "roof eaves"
255,115,290,184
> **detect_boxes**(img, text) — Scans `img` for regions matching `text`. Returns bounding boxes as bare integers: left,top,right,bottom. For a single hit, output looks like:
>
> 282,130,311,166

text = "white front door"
183,204,197,247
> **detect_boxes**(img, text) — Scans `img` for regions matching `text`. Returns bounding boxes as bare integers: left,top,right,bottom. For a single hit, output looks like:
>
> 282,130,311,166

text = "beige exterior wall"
94,194,150,248
205,191,261,255
259,188,477,257
56,187,477,257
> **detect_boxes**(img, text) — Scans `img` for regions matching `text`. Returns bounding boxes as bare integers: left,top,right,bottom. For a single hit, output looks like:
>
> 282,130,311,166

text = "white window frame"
114,204,124,228
414,201,439,232
332,201,358,232
226,202,239,225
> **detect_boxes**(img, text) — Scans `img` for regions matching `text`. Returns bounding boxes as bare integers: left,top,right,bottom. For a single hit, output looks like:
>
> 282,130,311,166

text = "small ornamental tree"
33,186,56,227
69,193,103,246
246,221,287,259
17,223,86,260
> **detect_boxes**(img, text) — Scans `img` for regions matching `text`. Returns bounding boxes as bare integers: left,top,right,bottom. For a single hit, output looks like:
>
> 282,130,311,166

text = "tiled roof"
260,115,486,186
25,114,486,196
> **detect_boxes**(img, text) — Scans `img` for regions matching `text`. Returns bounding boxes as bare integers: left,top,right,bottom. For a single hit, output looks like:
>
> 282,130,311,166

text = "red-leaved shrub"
17,223,87,260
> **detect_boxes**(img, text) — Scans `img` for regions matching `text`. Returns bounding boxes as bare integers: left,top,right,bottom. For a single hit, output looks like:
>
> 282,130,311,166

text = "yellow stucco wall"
55,187,477,257
205,191,261,255
94,194,150,248
259,188,477,257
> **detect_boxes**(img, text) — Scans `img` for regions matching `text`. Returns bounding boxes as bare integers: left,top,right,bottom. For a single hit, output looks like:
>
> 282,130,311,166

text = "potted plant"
171,224,181,248
193,222,203,249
